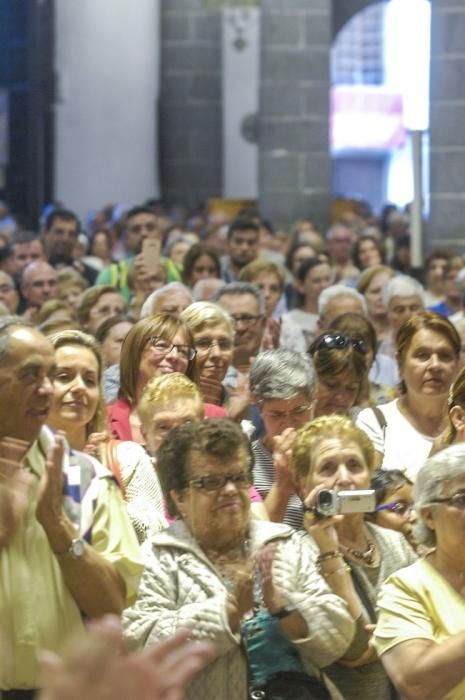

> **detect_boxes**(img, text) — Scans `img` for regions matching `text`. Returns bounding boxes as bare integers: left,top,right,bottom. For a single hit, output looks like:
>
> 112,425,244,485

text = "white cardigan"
123,519,354,700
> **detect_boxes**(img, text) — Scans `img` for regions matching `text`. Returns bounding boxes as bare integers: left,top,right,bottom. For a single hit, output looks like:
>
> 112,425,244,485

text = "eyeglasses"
230,314,263,327
194,338,234,353
149,337,196,361
431,493,465,510
184,471,251,492
375,501,414,518
261,404,312,421
309,333,368,356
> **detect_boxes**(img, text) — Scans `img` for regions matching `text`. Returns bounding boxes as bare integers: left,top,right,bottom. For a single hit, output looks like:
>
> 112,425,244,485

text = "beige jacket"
123,519,354,700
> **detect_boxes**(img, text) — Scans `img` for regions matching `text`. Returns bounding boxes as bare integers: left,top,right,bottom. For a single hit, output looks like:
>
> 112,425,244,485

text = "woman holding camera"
292,415,416,700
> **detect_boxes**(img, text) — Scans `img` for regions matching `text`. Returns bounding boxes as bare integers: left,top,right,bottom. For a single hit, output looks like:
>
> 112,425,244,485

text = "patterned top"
252,439,304,529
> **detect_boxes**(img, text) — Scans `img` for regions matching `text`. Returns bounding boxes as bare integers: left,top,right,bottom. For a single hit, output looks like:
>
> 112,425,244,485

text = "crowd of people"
1,197,465,699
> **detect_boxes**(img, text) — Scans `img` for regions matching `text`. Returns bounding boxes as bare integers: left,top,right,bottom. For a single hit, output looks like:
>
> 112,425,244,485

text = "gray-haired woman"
249,349,315,528
374,443,465,700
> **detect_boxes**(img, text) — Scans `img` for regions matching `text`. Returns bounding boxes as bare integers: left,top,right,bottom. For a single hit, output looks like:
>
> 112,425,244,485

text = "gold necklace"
339,539,376,565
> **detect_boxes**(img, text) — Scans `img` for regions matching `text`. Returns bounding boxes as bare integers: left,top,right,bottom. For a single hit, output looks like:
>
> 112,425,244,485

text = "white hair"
192,278,225,301
413,443,465,547
140,282,193,319
382,275,425,308
318,284,367,318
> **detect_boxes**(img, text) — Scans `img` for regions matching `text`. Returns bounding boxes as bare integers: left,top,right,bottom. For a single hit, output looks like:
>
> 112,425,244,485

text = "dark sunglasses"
309,333,368,356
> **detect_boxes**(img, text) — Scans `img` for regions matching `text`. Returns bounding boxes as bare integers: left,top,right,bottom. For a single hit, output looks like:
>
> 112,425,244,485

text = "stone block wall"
160,1,222,207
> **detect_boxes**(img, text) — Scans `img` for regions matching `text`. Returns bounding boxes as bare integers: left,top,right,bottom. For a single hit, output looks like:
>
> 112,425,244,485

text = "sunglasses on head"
309,333,368,356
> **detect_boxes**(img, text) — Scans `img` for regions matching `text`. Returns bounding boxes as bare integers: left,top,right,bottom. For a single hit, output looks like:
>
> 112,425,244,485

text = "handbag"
242,608,331,700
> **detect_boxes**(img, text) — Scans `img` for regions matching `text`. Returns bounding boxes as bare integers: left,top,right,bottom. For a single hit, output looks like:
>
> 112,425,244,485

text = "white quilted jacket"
123,520,354,700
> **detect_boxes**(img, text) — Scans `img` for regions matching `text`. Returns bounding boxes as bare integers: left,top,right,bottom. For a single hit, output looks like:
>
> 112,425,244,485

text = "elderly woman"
356,265,395,345
309,332,367,418
374,443,465,700
378,275,425,359
292,415,416,700
249,349,315,528
123,419,356,700
357,311,460,481
180,301,234,407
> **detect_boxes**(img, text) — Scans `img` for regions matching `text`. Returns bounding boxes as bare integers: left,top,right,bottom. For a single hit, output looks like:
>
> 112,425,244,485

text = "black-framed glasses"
309,333,368,356
184,471,251,492
230,314,263,327
194,338,234,353
149,337,196,361
431,493,465,510
375,501,414,518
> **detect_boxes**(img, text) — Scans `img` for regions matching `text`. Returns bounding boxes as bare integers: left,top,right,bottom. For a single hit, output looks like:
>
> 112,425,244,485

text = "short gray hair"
213,281,265,315
383,275,425,308
413,443,465,547
140,282,193,319
318,284,367,318
249,349,315,401
0,315,34,365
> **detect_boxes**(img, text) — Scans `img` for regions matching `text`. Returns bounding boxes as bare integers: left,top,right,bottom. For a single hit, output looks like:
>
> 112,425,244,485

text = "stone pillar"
428,1,465,252
159,0,222,208
259,0,332,229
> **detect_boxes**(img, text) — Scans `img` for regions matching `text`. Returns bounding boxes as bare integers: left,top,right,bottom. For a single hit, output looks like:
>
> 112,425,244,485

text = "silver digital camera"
316,489,377,517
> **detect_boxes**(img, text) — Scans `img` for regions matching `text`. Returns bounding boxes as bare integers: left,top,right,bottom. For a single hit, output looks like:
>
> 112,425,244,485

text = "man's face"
22,263,58,308
329,226,353,265
0,327,55,441
0,272,19,313
46,217,79,259
227,229,259,269
13,240,44,276
126,213,160,254
217,293,265,365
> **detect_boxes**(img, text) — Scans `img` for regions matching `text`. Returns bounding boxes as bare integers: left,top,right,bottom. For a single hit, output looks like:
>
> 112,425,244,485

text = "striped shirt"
252,439,304,530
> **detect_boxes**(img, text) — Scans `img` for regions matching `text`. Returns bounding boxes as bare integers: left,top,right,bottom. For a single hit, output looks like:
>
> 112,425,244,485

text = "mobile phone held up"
142,238,161,271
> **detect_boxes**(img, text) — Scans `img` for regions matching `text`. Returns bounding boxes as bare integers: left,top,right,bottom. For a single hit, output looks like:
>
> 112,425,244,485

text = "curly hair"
157,418,253,517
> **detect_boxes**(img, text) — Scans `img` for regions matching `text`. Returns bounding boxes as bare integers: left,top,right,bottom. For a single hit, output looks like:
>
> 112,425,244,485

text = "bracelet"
322,564,351,579
316,550,342,564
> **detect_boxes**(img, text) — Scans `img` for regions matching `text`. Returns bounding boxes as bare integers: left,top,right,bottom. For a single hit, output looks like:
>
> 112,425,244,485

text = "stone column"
428,1,465,252
258,0,332,230
159,0,222,207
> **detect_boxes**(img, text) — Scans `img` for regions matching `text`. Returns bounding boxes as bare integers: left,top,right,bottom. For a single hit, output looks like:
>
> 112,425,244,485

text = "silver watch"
56,537,86,560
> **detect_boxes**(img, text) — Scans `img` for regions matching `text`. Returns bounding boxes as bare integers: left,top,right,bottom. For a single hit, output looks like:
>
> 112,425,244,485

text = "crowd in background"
1,194,465,699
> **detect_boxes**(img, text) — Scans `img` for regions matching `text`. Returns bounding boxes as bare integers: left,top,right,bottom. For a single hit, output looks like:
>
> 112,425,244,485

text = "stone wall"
258,0,332,229
159,0,223,207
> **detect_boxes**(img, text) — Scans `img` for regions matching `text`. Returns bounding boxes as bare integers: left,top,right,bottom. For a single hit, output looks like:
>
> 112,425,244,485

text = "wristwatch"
270,604,297,619
56,537,86,561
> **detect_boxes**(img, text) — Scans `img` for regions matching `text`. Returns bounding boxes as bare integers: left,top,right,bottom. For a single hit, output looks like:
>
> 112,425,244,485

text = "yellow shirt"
0,428,143,690
374,558,465,700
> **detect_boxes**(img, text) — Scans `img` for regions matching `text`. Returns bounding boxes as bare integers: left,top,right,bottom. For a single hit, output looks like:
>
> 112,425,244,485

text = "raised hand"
36,433,66,531
39,616,214,700
272,427,297,493
0,437,34,548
